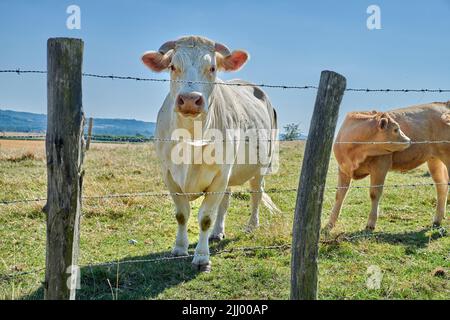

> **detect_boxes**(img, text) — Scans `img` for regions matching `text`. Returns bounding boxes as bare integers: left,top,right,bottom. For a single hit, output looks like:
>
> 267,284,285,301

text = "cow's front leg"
171,194,191,256
367,157,390,231
193,192,223,271
324,169,352,232
164,171,191,256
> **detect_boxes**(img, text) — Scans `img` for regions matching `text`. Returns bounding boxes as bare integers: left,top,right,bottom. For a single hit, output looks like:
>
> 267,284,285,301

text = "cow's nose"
176,92,204,116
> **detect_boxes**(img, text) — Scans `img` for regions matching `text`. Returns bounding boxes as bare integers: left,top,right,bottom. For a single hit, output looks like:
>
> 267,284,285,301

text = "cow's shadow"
332,226,447,254
22,238,238,300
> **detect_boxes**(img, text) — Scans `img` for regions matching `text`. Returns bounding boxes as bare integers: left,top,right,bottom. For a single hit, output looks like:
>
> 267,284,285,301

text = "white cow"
142,36,279,271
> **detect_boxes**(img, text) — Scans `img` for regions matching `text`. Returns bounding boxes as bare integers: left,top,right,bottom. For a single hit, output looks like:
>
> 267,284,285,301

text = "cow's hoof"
209,233,225,242
171,246,188,257
192,253,210,267
365,225,375,232
245,224,259,233
193,262,212,273
432,222,442,229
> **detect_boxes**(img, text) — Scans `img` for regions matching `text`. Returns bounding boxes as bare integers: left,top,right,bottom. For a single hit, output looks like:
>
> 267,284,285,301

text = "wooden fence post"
86,117,93,150
45,38,84,300
290,70,346,300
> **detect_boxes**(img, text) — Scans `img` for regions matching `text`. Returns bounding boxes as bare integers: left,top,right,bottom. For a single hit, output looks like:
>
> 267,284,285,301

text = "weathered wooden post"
86,117,93,150
45,38,84,300
290,70,346,300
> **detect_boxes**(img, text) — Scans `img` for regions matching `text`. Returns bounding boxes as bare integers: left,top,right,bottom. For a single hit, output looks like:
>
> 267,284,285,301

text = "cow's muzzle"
175,92,205,117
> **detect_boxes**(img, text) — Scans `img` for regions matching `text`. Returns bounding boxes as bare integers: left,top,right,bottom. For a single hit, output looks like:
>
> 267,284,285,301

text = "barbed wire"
326,182,450,190
0,69,47,75
83,188,298,200
85,244,291,269
2,69,450,92
0,267,46,280
0,188,299,205
2,134,450,146
122,138,450,145
345,88,450,93
0,197,47,205
0,69,316,90
0,244,291,279
335,141,450,145
0,135,46,140
2,182,449,206
3,222,447,279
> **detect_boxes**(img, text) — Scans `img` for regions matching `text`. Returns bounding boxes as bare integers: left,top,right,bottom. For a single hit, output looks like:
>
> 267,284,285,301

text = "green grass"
0,141,448,300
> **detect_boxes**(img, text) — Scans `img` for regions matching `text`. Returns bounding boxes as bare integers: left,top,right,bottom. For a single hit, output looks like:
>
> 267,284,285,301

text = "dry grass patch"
0,140,45,162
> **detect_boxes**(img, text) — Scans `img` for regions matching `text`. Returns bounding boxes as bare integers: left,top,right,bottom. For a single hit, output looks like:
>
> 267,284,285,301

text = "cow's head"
372,113,410,152
142,36,249,118
340,111,411,155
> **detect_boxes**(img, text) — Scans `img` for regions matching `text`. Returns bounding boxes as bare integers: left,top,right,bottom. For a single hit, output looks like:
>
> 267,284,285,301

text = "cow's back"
216,79,277,131
390,102,450,170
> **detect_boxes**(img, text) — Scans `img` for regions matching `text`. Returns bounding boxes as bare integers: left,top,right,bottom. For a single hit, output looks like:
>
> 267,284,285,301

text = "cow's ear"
217,50,249,72
378,118,389,130
141,51,172,72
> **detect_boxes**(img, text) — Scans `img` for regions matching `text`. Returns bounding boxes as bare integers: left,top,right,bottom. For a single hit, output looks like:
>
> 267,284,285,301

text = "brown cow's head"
373,113,411,152
338,111,412,157
141,36,249,118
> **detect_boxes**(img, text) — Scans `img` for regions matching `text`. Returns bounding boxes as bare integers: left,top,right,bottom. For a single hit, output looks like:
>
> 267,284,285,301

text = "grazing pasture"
0,140,448,300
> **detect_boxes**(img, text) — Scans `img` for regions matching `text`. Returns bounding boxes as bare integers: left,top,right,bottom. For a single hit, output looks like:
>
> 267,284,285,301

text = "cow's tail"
261,191,281,214
264,99,279,175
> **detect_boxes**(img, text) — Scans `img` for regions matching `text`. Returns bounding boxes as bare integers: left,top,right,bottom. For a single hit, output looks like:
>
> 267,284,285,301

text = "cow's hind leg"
247,175,264,231
324,169,352,232
428,159,449,227
210,189,230,242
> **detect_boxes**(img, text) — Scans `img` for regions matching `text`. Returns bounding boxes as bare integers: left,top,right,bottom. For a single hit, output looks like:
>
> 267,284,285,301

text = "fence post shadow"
22,237,240,300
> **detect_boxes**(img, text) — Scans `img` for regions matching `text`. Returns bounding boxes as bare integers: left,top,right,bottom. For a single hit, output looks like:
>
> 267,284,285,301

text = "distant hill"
0,109,156,137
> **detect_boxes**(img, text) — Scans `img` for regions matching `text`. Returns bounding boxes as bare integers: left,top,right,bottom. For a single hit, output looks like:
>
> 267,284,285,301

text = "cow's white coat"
144,36,279,268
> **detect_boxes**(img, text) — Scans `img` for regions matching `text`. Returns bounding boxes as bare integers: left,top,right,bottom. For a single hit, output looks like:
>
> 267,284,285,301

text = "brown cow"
326,101,450,231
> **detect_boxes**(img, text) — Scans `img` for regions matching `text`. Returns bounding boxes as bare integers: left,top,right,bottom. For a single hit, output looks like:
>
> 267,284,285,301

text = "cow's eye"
394,128,399,133
210,66,216,73
169,65,176,72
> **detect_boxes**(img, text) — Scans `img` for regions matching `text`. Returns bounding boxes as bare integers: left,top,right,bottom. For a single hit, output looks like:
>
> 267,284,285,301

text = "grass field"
0,139,448,300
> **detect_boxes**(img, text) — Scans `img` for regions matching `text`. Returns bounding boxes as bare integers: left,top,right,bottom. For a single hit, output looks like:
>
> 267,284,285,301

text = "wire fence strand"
1,244,291,280
1,182,449,206
0,188,299,205
2,69,450,92
2,134,450,146
3,223,447,280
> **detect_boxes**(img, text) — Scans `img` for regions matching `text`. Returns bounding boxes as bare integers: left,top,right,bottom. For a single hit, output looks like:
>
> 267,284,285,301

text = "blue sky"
1,0,449,132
